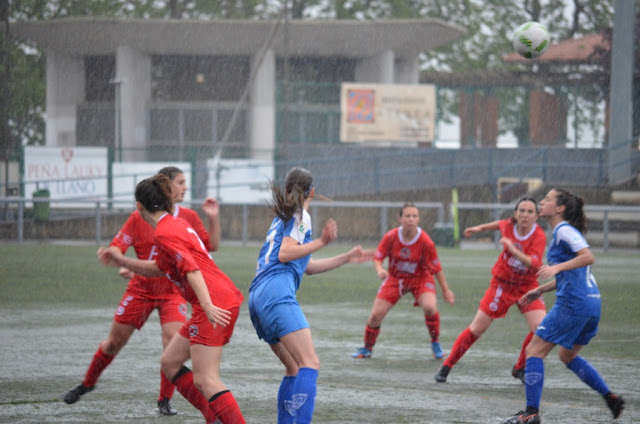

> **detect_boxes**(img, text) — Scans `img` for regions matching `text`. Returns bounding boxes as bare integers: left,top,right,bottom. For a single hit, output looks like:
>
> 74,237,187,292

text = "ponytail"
268,167,313,222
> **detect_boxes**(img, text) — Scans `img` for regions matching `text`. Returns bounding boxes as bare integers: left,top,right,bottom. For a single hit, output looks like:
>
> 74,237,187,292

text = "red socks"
364,325,380,351
515,331,534,370
82,348,115,388
209,390,246,423
171,367,217,423
444,327,479,368
424,312,440,342
158,369,176,401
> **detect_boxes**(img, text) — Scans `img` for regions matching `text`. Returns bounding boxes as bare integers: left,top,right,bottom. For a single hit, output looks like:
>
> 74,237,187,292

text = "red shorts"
113,289,187,329
375,276,436,307
478,276,546,319
179,305,240,347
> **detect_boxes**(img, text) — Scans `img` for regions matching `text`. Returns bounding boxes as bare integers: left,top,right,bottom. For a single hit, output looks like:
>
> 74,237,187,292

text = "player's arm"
463,220,500,238
305,246,374,275
278,219,337,263
97,246,164,277
519,279,557,305
185,269,231,327
373,258,387,281
435,269,455,305
201,198,221,252
537,247,594,281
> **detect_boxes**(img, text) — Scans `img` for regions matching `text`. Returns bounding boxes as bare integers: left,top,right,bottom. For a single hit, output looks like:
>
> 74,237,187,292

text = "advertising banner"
340,83,436,143
24,147,108,207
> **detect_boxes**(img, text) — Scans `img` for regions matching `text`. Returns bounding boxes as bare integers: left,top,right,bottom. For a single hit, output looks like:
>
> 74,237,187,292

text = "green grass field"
0,243,638,423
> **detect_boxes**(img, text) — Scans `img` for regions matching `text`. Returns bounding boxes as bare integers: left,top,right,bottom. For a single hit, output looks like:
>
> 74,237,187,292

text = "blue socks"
567,356,610,397
524,357,544,410
285,368,318,424
278,376,295,424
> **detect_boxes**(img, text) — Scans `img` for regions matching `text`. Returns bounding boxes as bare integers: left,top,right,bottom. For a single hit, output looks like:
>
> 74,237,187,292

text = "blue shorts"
248,274,309,345
536,304,599,350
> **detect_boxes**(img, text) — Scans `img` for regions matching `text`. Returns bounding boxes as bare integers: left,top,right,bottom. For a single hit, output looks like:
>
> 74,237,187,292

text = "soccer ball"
512,21,550,59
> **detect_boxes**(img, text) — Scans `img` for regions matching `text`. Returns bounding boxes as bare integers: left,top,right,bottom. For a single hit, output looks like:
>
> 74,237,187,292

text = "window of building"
152,55,250,101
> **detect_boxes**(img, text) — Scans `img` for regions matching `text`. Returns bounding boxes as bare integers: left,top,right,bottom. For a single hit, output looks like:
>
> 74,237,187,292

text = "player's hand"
119,267,135,280
202,197,220,217
443,288,455,305
518,288,540,305
97,247,123,267
376,269,388,281
203,303,232,327
346,246,375,264
537,264,556,281
463,226,479,238
320,219,338,245
499,237,515,254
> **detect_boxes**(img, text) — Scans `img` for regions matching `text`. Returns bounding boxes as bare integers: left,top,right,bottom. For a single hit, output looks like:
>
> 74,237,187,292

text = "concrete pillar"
529,90,567,145
394,55,419,84
355,50,394,83
250,49,275,160
115,46,151,162
45,52,84,147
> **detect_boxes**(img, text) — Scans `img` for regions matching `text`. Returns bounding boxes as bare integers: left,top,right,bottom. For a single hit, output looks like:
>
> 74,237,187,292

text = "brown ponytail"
269,167,313,222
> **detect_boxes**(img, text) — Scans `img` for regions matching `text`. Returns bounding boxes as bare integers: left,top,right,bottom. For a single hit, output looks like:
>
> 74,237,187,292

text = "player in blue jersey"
248,167,374,424
501,188,624,424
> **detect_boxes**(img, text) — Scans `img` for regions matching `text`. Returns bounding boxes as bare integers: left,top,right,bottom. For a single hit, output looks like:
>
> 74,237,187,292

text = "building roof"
503,32,610,63
10,17,465,58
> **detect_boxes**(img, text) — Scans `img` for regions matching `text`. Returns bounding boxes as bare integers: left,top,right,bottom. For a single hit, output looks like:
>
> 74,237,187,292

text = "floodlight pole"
608,0,634,184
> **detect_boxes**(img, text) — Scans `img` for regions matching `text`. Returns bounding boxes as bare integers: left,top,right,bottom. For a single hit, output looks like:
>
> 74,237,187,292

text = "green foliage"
3,0,618,148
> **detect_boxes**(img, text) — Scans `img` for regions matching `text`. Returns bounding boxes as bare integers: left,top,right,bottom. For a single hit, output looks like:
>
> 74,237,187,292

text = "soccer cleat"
605,393,624,419
431,341,445,359
434,365,450,383
157,397,178,416
64,384,94,404
512,366,525,384
352,347,373,358
500,411,540,424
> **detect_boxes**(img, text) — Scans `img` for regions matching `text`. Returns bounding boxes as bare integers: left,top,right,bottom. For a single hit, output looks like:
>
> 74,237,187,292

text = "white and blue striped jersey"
548,221,601,316
249,209,313,293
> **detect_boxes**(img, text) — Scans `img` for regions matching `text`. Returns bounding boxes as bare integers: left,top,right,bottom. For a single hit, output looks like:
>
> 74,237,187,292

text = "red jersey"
154,214,243,309
374,227,442,283
110,205,212,299
491,219,546,284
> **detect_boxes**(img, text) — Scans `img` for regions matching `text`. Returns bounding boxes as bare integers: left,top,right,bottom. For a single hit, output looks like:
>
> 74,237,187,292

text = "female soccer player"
501,188,624,424
248,166,374,424
352,202,455,360
98,174,245,423
64,167,219,416
434,197,546,383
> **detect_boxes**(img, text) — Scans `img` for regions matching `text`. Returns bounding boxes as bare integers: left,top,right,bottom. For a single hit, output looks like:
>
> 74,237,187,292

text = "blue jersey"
548,222,600,316
249,209,313,293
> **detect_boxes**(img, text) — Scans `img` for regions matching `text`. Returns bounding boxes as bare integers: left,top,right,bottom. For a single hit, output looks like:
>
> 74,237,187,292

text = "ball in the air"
512,21,550,59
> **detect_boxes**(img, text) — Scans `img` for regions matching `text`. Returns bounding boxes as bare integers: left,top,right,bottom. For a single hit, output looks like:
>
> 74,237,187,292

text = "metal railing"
1,197,638,252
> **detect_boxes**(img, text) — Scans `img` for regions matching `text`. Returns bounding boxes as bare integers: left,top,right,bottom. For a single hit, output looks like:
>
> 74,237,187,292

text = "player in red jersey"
64,167,220,417
352,202,455,360
98,174,245,424
434,197,547,383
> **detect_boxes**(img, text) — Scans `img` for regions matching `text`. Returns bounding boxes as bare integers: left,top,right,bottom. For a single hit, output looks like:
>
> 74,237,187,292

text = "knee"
423,307,438,316
160,355,181,380
301,355,320,371
192,372,208,394
100,338,123,356
559,350,576,365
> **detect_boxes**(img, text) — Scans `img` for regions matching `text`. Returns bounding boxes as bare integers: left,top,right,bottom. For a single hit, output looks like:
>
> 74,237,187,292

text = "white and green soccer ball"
512,21,550,59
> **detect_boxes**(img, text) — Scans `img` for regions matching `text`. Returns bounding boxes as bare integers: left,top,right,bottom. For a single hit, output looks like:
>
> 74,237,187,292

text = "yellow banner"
340,83,436,143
